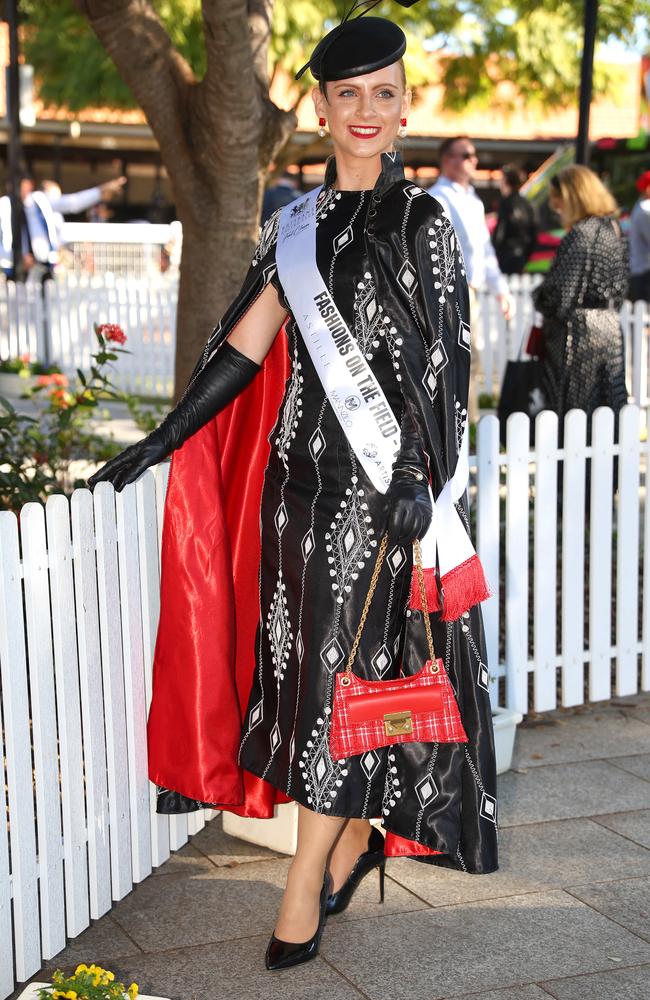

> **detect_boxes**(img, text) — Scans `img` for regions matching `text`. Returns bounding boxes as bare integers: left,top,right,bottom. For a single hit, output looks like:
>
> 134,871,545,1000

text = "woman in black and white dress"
90,1,497,971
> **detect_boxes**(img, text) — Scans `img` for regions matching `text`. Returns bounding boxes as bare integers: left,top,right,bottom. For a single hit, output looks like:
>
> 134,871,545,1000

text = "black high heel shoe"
326,824,386,916
265,871,332,971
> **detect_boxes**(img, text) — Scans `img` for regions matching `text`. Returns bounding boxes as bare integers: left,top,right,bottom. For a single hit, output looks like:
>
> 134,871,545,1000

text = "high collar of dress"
323,150,405,197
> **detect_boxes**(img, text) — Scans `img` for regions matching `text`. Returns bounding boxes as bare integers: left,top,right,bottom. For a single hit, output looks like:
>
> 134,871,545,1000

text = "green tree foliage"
20,0,649,113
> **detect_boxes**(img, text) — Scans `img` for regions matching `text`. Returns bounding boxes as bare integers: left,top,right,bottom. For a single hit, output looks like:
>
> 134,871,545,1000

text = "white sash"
276,187,401,493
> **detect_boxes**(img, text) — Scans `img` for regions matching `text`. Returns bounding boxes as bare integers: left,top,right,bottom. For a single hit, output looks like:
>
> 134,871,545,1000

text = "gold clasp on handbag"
384,710,413,736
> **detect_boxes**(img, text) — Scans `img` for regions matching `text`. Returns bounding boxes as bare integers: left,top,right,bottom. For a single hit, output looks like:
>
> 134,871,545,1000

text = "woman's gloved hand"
385,469,432,545
88,342,260,492
384,406,432,545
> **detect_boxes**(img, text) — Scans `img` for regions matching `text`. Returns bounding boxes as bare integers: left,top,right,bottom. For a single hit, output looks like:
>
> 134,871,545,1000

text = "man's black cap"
295,0,420,83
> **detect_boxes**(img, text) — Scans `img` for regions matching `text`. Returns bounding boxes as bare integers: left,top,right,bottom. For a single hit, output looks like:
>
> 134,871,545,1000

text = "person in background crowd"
42,175,126,233
532,165,627,428
261,170,302,225
493,163,537,275
0,173,125,280
628,169,650,303
428,136,514,320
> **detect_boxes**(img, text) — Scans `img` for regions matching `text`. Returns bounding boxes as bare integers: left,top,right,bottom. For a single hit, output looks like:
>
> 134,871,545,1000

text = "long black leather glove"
385,407,432,545
88,342,260,492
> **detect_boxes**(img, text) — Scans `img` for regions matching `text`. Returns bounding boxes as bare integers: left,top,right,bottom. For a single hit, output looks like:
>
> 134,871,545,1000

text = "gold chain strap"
341,534,438,687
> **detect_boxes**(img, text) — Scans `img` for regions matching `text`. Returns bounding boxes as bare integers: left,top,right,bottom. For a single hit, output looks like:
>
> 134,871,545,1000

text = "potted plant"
15,964,168,1000
0,354,64,396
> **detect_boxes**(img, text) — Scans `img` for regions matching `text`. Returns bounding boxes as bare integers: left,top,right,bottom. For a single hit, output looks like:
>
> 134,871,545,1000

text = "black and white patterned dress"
239,187,413,817
158,154,499,875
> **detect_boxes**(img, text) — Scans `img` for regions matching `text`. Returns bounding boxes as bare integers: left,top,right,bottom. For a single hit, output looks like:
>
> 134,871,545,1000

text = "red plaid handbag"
329,536,468,760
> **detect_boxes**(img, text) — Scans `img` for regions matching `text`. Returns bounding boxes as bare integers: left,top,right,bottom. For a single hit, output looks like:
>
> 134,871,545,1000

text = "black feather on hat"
295,0,422,83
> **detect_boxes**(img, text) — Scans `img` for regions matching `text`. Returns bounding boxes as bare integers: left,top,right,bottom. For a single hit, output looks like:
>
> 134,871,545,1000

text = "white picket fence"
0,272,648,407
0,274,177,398
0,404,648,998
0,467,214,1000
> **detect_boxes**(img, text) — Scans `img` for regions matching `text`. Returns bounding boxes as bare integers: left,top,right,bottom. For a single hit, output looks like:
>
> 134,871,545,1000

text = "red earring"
318,116,327,138
398,117,408,138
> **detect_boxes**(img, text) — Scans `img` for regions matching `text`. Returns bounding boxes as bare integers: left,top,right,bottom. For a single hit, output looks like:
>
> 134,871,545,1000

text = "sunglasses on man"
452,150,478,161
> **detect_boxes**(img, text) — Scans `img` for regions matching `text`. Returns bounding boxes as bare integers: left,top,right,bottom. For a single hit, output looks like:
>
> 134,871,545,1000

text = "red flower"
96,323,127,345
36,372,69,388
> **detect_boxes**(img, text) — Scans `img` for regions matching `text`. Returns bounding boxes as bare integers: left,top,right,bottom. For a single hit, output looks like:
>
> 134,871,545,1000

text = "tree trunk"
74,0,295,398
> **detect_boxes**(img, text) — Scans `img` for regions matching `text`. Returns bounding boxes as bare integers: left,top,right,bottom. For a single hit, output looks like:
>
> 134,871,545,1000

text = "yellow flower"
65,992,77,999
74,965,88,975
104,971,115,983
127,984,139,999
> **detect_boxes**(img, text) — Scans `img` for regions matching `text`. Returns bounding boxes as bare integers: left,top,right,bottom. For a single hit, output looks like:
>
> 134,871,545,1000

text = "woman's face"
312,62,411,162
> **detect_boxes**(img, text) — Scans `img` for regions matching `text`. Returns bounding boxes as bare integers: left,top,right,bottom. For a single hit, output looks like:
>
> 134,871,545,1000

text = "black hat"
295,0,420,83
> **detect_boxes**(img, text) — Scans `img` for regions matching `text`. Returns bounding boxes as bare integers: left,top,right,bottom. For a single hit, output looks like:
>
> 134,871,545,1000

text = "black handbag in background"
497,330,546,446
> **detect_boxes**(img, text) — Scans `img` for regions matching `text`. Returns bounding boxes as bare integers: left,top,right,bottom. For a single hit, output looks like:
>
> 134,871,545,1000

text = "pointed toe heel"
265,872,332,971
326,825,386,916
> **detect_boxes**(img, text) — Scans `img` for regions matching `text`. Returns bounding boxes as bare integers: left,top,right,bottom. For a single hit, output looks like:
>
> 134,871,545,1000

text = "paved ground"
13,693,650,1000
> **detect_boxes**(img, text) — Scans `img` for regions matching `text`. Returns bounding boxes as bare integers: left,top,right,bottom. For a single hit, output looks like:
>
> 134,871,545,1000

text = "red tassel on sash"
408,554,491,621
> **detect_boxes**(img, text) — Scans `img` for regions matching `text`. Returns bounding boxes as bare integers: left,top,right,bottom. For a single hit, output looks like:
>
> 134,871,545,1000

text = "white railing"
59,221,180,280
1,404,648,998
0,272,648,406
0,274,177,398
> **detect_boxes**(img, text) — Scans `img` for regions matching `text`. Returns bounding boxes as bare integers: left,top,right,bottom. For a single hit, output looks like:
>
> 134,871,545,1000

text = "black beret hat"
295,0,420,83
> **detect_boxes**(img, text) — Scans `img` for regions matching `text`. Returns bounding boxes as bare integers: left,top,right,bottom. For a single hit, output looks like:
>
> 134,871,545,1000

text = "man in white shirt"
428,136,514,320
0,174,126,279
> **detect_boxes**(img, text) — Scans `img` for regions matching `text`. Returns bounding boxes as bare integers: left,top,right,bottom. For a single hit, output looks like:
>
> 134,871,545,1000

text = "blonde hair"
550,165,618,227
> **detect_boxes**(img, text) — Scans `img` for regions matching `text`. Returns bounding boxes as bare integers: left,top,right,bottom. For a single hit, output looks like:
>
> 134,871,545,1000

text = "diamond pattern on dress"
387,545,406,576
270,721,281,753
309,428,326,460
416,774,439,807
422,364,437,402
397,259,418,296
431,338,449,374
480,791,498,824
361,749,380,779
458,319,471,352
371,644,392,678
333,225,354,253
326,486,373,603
266,575,293,679
274,502,288,535
301,529,315,561
403,184,425,200
320,637,344,672
477,661,489,691
248,699,264,729
296,632,304,663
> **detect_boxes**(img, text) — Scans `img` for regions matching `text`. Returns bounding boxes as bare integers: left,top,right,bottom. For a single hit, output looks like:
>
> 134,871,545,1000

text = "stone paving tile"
498,761,650,827
42,936,366,1000
540,963,650,999
617,694,650,729
40,915,143,968
319,889,650,1000
109,856,426,953
592,810,650,850
568,876,650,943
609,754,650,782
440,987,552,1000
151,843,216,877
387,818,650,907
190,814,285,867
512,710,650,769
